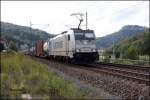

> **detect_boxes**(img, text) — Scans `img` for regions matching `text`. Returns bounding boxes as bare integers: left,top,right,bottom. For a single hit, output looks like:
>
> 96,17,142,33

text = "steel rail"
83,63,150,86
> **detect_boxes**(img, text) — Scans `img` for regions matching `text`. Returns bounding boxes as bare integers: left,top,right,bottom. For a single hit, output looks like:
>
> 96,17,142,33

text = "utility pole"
112,35,115,60
29,21,32,52
29,22,49,39
30,21,32,33
86,12,88,30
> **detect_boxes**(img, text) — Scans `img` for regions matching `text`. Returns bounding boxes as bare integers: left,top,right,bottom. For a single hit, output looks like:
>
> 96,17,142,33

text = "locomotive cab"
68,28,99,63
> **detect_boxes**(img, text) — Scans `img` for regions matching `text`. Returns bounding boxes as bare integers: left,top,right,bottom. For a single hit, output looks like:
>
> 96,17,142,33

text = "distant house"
0,37,8,52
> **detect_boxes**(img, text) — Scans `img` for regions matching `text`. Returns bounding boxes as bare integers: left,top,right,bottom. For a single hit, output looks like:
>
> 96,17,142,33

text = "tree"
115,51,120,58
0,43,5,52
142,31,149,55
9,41,18,51
125,46,138,60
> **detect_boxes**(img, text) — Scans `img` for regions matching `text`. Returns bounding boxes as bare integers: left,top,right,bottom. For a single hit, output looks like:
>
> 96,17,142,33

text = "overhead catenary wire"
90,1,146,24
85,1,147,34
80,1,99,13
51,1,147,34
54,1,98,31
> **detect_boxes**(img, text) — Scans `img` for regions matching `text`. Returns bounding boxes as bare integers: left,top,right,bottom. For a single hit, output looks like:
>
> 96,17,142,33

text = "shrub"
0,53,86,99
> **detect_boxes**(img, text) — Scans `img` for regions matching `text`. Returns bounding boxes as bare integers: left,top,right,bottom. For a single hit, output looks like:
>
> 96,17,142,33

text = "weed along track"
32,56,150,100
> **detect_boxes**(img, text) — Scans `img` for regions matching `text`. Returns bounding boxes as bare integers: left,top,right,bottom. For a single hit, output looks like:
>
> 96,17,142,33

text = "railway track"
80,63,150,86
96,62,150,72
32,55,150,85
31,56,150,99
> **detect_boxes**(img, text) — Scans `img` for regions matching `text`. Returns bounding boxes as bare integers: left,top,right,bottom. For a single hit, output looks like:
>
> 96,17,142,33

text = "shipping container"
35,40,46,57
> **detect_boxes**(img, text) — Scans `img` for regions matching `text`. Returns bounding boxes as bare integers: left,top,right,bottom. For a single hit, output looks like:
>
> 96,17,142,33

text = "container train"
28,28,99,63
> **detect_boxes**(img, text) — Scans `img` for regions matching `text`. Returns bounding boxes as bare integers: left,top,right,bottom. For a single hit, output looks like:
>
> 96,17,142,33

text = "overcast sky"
1,1,149,37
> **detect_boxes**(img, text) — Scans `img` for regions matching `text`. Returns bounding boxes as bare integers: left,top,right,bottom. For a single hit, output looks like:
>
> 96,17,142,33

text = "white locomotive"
43,28,99,63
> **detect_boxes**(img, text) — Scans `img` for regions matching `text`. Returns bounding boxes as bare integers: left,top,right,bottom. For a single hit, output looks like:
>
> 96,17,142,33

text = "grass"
99,56,150,66
0,51,88,99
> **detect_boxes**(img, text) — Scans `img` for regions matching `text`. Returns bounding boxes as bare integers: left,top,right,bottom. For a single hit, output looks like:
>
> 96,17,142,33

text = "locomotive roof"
51,28,94,40
71,28,94,33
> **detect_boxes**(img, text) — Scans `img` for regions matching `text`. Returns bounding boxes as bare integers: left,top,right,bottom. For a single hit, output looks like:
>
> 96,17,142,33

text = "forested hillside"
1,22,55,50
96,25,148,49
105,29,150,60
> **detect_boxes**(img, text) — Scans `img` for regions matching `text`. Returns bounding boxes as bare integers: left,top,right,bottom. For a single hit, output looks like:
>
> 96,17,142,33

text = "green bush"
9,41,18,52
124,46,138,60
0,52,87,99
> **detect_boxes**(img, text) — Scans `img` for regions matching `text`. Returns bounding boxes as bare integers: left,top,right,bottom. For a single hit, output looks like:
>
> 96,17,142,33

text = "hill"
0,22,55,50
105,29,149,59
96,25,148,49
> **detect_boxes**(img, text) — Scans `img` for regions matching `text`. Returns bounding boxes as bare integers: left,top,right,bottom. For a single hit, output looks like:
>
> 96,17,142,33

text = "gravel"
34,57,150,100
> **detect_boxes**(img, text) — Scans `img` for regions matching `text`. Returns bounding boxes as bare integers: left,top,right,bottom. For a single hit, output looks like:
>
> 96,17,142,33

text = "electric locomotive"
43,28,99,63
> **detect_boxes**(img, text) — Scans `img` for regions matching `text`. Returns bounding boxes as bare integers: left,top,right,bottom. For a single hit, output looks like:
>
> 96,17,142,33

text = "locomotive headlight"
83,41,87,44
76,49,80,52
92,49,96,52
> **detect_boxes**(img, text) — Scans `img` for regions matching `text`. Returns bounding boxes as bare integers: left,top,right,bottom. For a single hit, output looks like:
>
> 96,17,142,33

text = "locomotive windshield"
75,32,95,40
85,33,95,39
74,33,84,40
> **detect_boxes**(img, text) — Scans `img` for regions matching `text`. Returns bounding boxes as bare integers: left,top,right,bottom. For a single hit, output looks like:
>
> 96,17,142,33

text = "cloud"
1,1,149,37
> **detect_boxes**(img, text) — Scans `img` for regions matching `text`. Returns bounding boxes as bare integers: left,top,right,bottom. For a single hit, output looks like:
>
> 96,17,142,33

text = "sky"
1,1,149,37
